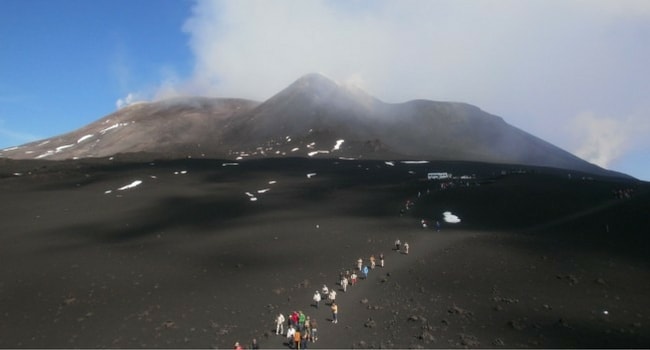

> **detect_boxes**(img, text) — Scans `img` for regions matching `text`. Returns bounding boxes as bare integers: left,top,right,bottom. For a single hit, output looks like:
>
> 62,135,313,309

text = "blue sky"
1,0,649,180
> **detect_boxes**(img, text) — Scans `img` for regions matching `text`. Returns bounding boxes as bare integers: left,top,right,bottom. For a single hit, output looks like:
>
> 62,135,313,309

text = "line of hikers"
269,250,397,349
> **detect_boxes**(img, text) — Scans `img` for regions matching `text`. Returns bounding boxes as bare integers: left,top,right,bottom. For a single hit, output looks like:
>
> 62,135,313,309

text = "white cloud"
569,110,650,168
142,0,650,176
115,92,139,109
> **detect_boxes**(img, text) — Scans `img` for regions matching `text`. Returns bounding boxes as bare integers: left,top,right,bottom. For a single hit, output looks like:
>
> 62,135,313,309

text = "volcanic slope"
0,156,647,348
1,74,619,177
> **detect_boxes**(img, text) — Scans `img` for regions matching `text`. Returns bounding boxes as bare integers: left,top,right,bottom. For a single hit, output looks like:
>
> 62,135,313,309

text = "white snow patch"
333,139,345,151
38,140,50,146
257,188,271,194
118,180,143,191
307,173,317,178
235,156,243,160
35,151,54,159
222,162,239,166
308,150,330,157
385,161,395,166
401,160,430,164
269,180,277,185
77,134,94,143
245,192,255,197
173,170,188,175
13,172,23,176
100,123,120,134
291,147,300,152
307,142,316,149
443,211,461,223
2,146,18,151
104,190,112,194
339,157,356,160
250,197,258,202
56,144,75,152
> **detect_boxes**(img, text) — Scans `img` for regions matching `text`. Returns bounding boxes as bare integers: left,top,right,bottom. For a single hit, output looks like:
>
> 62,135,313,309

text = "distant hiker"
421,219,428,228
379,253,385,267
357,258,363,271
435,220,441,232
328,289,337,304
286,325,296,346
403,242,409,255
370,255,376,269
293,329,302,350
312,290,321,309
291,311,299,328
276,312,285,335
341,276,348,292
251,338,259,350
310,319,318,342
301,332,309,350
234,341,243,350
395,239,401,251
350,272,358,285
321,284,329,297
331,302,338,324
362,265,369,279
298,311,306,331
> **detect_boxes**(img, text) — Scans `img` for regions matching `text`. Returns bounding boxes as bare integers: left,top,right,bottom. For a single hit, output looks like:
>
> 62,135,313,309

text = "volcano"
0,73,621,177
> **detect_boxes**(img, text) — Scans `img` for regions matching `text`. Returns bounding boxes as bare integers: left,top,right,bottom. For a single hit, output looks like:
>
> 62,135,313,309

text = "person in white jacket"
328,289,337,304
313,290,321,309
341,276,348,292
276,313,285,335
286,325,295,342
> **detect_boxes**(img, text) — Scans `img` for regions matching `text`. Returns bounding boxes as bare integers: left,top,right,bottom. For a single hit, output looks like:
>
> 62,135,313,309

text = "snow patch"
401,161,430,164
269,180,277,184
307,173,317,178
174,170,188,175
443,211,461,223
222,162,239,166
308,150,330,157
332,139,345,151
291,147,300,152
2,146,18,152
385,161,395,166
77,134,94,143
257,188,271,194
118,180,143,191
56,144,75,152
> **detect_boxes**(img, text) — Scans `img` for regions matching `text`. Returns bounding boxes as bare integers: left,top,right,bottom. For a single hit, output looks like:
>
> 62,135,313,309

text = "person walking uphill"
313,290,321,309
403,242,410,255
331,302,338,324
276,312,285,335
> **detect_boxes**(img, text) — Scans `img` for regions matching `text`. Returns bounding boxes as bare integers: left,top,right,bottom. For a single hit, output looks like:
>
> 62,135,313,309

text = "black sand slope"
0,156,648,348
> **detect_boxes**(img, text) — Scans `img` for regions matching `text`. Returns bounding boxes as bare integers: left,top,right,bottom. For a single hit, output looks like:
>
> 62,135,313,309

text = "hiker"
370,255,376,269
312,290,321,309
251,338,259,350
293,329,302,350
379,253,385,267
328,289,337,305
291,311,299,328
436,220,441,232
276,312,285,335
301,332,309,350
421,219,428,228
286,325,296,347
321,284,329,298
341,275,348,292
395,239,401,251
298,311,306,331
357,257,363,271
362,265,369,279
234,341,243,350
331,302,338,324
350,272,358,285
310,319,318,342
403,242,409,254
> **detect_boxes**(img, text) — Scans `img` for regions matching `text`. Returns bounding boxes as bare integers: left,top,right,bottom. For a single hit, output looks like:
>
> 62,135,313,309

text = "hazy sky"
1,0,649,180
